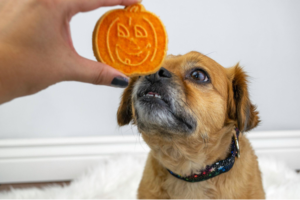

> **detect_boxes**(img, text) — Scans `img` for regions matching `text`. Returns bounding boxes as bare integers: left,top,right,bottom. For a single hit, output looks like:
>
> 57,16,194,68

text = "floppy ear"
226,64,260,132
117,77,138,126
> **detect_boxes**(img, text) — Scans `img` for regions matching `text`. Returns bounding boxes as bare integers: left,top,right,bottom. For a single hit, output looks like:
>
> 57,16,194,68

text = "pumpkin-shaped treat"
93,4,168,76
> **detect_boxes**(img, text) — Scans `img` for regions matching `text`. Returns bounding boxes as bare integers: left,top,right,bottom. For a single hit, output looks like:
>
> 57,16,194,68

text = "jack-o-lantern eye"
117,23,130,38
135,25,148,38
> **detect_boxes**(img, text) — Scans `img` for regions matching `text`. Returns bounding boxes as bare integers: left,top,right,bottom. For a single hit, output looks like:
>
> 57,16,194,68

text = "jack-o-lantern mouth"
115,43,151,66
116,43,151,56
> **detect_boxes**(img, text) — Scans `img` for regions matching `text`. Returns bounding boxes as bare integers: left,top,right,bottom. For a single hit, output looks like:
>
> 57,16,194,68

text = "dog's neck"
167,128,239,182
142,125,236,177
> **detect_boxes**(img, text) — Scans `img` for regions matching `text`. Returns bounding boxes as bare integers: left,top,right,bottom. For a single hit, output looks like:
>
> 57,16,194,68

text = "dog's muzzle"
133,67,196,135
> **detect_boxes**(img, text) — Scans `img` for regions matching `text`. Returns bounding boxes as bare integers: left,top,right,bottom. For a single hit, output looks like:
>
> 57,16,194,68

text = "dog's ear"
117,77,138,126
226,64,260,132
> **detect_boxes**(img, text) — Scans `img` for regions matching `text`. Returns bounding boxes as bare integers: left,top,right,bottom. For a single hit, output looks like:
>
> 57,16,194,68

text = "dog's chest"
164,176,217,199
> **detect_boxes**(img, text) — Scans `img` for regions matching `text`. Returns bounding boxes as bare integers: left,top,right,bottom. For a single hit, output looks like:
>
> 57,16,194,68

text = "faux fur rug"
0,154,299,199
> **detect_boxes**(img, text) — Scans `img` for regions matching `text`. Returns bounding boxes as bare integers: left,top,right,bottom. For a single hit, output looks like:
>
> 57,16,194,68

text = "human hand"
0,0,140,104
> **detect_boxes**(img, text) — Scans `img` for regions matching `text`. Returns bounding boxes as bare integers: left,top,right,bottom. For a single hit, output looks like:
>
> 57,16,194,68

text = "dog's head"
117,51,259,145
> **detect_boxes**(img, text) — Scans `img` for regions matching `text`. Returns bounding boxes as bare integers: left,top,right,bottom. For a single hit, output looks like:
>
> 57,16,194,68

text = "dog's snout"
145,67,172,82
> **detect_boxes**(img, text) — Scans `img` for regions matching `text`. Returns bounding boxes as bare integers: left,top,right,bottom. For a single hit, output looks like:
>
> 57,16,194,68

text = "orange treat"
93,4,168,76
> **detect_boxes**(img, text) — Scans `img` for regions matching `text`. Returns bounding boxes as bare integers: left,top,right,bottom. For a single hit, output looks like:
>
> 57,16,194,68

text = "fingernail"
111,76,129,88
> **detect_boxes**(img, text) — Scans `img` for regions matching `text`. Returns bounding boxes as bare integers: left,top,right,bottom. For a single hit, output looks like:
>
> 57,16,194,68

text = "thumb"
72,57,129,88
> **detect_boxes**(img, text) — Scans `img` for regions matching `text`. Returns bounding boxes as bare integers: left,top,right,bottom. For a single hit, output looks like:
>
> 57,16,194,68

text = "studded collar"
167,128,240,183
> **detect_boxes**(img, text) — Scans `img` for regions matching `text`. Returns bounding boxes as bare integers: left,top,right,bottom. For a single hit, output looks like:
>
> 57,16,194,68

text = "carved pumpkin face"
93,4,168,76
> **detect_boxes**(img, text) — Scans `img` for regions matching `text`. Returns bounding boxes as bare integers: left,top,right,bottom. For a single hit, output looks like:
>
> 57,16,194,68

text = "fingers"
61,0,140,87
71,57,129,88
70,0,142,14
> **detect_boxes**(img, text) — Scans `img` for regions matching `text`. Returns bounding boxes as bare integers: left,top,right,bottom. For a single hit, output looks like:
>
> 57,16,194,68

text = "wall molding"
1,130,300,184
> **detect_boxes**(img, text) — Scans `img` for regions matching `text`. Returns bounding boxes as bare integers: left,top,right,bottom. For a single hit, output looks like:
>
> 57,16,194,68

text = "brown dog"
117,51,265,199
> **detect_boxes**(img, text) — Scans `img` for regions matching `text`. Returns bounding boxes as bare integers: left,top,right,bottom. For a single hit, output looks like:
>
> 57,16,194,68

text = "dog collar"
167,128,240,183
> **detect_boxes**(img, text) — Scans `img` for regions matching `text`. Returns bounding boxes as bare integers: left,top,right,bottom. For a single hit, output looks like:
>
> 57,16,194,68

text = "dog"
117,51,265,199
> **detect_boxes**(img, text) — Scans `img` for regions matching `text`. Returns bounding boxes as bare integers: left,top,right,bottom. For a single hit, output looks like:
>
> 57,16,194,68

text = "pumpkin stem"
125,3,145,13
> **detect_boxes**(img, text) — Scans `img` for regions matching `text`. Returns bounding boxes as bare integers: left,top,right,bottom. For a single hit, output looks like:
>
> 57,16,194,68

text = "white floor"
0,154,300,199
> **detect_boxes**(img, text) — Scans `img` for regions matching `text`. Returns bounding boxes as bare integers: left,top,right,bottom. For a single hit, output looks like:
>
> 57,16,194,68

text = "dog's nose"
145,67,172,82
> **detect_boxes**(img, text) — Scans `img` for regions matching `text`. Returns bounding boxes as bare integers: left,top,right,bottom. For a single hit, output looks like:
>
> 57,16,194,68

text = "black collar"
167,128,240,183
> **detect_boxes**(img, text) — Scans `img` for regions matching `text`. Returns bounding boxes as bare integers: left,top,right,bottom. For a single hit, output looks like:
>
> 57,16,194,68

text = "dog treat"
93,4,168,76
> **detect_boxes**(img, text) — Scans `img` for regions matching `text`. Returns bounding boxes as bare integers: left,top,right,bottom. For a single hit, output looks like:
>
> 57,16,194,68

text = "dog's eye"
190,70,209,83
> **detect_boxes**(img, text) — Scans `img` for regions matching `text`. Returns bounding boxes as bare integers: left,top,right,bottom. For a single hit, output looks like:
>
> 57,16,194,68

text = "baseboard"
0,130,300,184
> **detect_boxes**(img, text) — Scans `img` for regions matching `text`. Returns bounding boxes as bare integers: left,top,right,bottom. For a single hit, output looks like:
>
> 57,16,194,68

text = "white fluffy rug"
0,154,300,199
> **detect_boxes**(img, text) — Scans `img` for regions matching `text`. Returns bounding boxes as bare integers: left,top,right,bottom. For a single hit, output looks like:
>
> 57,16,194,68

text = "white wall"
0,0,300,139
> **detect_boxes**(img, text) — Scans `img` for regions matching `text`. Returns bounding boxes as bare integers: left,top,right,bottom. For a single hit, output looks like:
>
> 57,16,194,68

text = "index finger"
70,0,142,14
